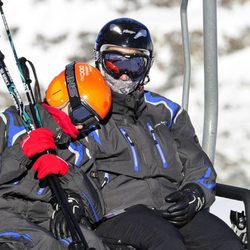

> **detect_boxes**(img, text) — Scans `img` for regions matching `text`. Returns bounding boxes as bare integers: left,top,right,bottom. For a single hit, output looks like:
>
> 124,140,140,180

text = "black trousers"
96,205,244,250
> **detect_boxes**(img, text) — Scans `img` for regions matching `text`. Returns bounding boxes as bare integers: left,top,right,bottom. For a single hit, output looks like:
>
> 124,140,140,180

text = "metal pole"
203,4,250,249
180,0,191,111
202,0,218,164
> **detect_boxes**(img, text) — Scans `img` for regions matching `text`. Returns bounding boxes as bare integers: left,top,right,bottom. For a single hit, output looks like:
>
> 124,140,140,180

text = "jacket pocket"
119,127,139,172
146,122,168,169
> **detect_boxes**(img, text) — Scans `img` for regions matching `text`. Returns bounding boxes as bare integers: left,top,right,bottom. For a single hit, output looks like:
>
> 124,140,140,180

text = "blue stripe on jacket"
144,91,179,128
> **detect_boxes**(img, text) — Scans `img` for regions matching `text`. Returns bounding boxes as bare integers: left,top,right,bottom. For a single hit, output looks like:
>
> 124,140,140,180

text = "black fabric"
96,205,186,250
179,209,244,250
96,205,244,250
111,90,146,122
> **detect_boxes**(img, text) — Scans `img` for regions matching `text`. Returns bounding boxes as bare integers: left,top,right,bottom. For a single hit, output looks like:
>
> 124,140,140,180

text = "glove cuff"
182,183,205,211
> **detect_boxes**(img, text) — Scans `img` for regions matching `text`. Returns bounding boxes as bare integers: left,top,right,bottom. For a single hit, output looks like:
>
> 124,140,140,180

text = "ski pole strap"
19,56,42,128
0,51,34,131
19,57,32,84
23,58,42,103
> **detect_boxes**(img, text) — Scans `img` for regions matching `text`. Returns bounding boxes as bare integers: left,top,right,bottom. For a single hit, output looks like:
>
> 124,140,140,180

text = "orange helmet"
46,62,112,123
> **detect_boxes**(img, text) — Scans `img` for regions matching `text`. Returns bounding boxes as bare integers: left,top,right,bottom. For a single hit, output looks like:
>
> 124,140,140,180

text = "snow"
0,0,250,226
211,197,244,226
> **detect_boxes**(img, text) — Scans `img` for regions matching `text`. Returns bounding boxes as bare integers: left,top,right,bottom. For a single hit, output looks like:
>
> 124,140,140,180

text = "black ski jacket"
86,89,217,216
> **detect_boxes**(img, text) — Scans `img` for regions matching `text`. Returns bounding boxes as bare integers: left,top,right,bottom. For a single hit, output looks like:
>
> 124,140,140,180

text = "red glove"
33,154,69,179
21,128,57,158
42,103,79,139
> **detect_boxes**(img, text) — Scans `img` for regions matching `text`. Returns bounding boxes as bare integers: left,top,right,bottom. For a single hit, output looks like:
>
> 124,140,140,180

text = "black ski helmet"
94,18,154,85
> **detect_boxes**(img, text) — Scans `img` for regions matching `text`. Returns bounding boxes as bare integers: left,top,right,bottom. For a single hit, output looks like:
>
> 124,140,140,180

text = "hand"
162,184,205,227
50,193,85,240
33,154,68,179
21,128,56,158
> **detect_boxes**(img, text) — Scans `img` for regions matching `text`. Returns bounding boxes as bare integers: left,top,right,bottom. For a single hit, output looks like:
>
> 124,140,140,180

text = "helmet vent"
134,29,147,39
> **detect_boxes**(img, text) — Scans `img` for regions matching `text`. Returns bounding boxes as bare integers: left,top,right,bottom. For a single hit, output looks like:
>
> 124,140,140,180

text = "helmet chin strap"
143,75,150,85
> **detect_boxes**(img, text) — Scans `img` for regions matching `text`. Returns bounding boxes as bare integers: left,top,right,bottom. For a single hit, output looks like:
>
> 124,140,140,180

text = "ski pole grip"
19,57,32,84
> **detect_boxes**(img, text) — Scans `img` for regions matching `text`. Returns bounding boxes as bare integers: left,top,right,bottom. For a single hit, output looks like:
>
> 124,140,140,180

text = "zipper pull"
101,173,110,188
120,128,135,146
147,123,158,145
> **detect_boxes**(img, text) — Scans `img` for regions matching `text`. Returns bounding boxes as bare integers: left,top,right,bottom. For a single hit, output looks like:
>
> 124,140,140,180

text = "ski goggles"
102,51,150,80
65,62,99,127
68,102,99,127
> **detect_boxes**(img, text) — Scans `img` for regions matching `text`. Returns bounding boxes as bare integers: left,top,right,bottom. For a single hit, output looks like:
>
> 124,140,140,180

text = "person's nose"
119,74,130,81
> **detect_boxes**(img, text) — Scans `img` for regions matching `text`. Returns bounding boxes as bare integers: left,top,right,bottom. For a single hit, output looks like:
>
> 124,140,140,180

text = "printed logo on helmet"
109,25,136,35
123,29,135,34
109,24,147,40
78,64,92,82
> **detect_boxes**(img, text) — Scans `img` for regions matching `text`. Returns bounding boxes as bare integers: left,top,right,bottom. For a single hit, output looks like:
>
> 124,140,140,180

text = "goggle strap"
65,62,82,109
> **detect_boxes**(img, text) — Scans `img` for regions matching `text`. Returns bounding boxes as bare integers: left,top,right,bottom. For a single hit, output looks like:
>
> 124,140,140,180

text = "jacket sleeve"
170,107,217,208
57,140,105,224
0,109,31,184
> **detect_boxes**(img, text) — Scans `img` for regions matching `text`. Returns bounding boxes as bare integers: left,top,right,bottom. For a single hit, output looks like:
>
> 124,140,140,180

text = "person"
0,62,111,249
85,17,243,250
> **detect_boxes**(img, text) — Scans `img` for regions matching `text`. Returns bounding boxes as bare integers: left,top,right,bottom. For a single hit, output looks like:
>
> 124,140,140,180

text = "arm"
0,109,31,184
0,106,68,184
170,108,216,208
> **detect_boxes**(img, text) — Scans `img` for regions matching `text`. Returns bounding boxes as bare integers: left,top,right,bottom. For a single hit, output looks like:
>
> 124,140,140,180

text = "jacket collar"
111,89,146,121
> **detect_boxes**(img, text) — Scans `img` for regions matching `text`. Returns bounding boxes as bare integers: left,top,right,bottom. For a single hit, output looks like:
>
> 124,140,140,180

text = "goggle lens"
102,52,148,80
70,104,98,127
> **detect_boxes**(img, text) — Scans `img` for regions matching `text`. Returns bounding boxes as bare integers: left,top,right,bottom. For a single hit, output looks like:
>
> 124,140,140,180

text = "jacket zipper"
119,128,139,172
147,122,168,169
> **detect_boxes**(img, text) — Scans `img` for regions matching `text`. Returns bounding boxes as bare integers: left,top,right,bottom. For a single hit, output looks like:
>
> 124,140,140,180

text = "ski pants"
96,204,244,250
0,210,107,250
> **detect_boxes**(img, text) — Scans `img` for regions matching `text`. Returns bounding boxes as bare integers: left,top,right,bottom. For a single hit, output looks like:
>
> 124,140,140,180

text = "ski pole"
0,50,90,250
0,0,42,128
